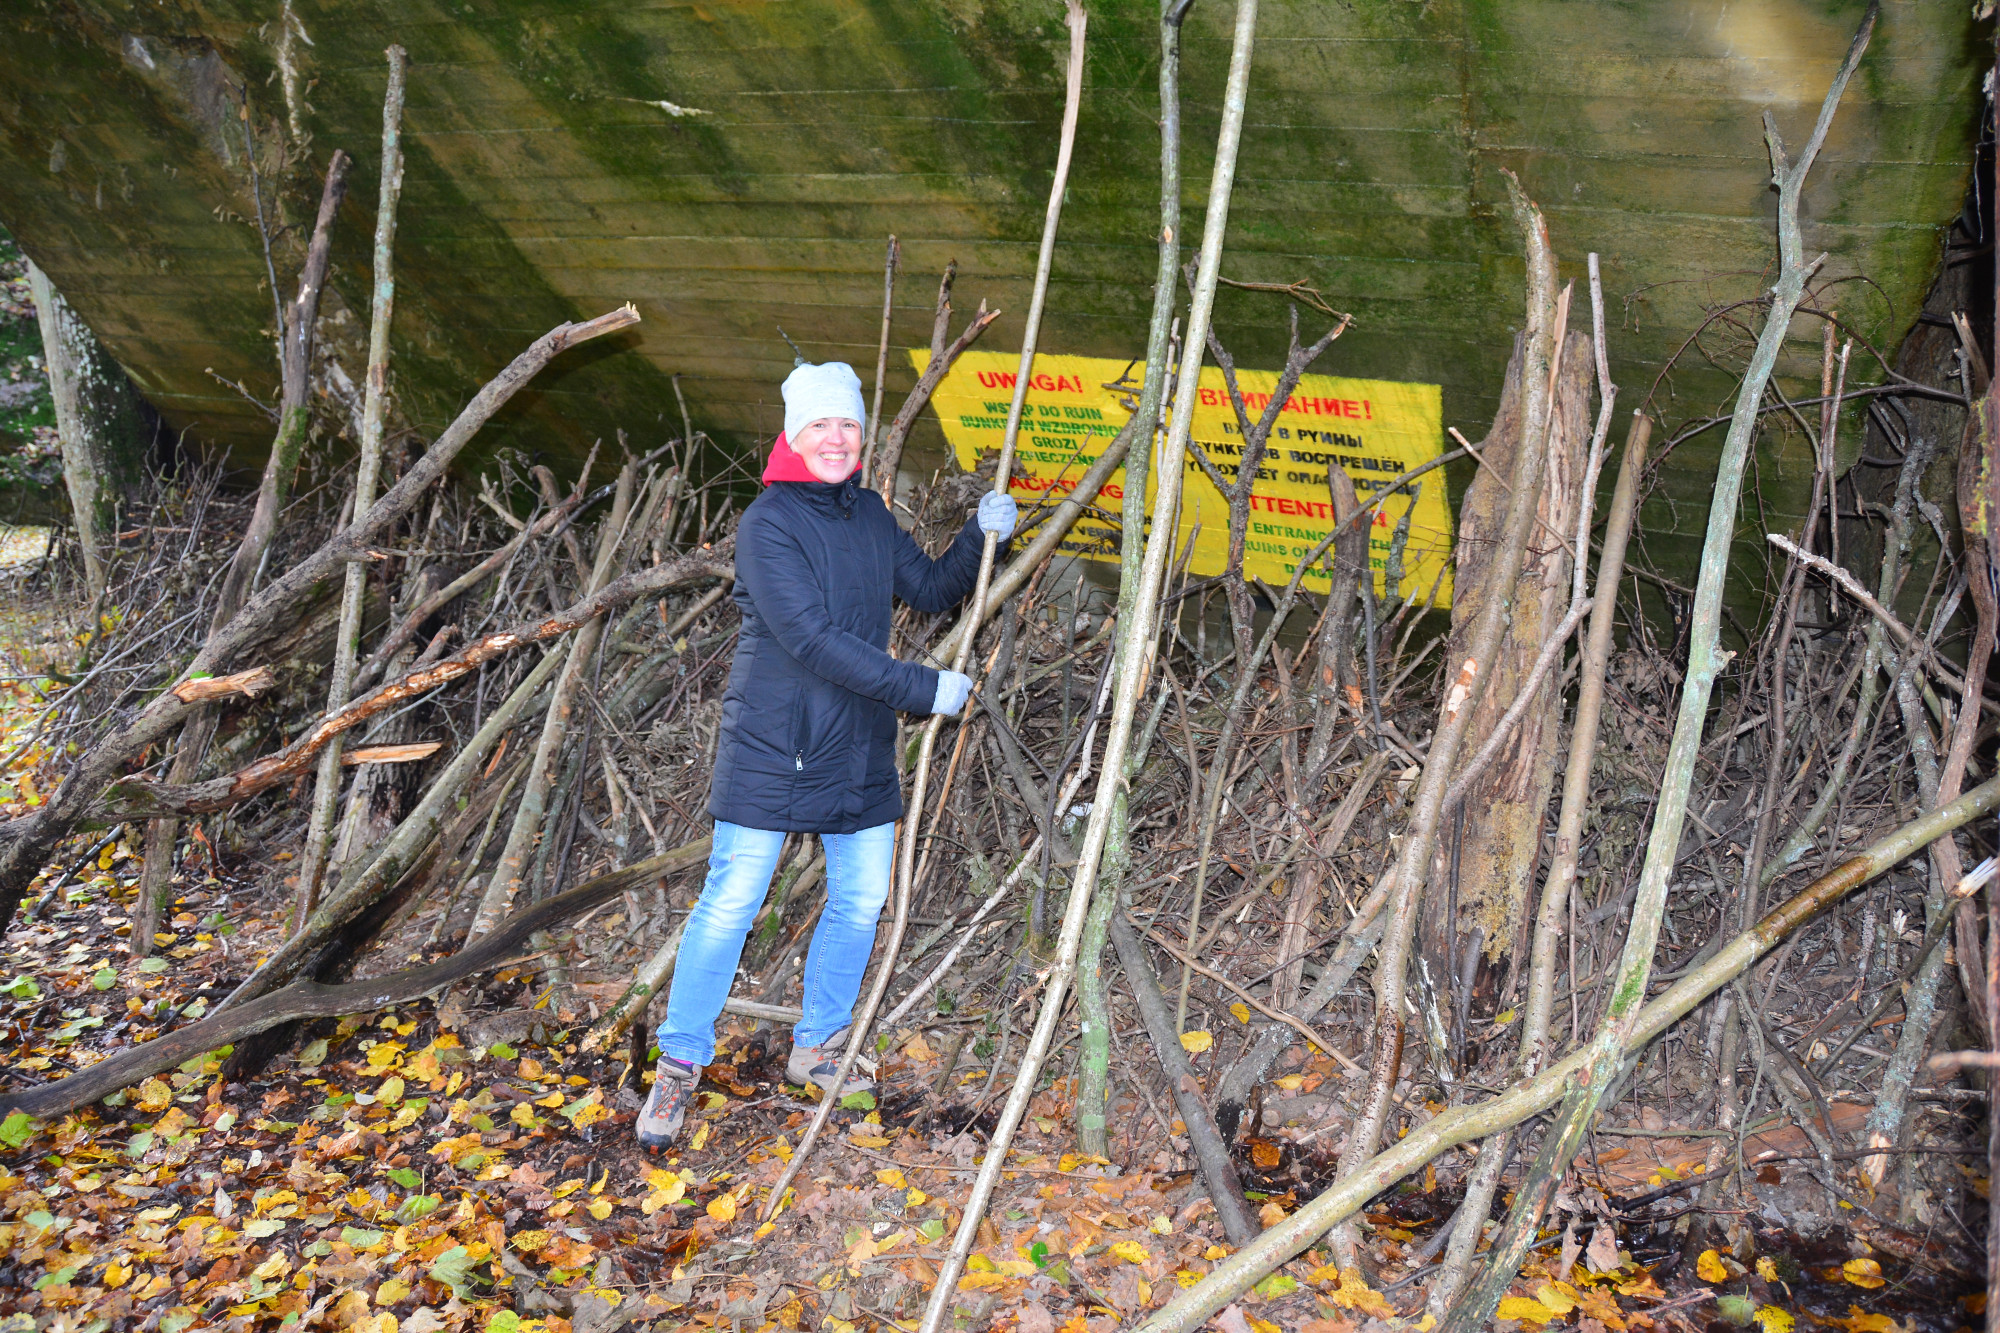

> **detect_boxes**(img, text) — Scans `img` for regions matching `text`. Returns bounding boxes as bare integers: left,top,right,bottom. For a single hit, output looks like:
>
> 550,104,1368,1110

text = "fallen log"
0,837,712,1122
1136,771,2000,1333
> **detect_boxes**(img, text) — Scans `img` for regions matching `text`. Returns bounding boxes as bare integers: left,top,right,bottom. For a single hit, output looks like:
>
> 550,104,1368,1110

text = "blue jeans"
655,819,895,1066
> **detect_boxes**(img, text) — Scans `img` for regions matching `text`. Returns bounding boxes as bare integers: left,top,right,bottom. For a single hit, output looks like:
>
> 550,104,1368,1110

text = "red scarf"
761,433,862,486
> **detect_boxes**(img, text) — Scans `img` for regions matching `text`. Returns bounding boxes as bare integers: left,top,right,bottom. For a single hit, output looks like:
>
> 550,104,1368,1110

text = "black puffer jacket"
708,473,989,834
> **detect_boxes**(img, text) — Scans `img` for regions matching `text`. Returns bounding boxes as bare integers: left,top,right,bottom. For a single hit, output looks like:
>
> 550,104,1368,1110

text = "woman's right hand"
931,670,974,717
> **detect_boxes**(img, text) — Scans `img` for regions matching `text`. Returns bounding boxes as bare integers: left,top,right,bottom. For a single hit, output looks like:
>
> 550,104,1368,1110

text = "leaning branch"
97,546,734,818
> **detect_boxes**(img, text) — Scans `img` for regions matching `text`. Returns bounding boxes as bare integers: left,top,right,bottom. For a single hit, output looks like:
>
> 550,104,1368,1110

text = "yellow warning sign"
913,349,1454,607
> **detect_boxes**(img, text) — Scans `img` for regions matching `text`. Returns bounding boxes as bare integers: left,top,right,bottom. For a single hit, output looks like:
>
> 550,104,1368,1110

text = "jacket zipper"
795,751,804,772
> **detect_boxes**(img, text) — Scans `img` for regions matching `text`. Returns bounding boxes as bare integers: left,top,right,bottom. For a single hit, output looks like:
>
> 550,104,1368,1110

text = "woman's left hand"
978,492,1018,540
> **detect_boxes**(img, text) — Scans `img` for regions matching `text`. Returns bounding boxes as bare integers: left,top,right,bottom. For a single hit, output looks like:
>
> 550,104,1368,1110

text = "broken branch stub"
168,667,276,704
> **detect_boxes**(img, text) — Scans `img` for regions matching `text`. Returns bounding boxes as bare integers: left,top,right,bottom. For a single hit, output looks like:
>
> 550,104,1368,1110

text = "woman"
637,360,1015,1149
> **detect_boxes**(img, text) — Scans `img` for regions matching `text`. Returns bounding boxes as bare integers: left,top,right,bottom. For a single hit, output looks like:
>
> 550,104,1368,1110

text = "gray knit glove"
931,670,973,717
977,492,1019,541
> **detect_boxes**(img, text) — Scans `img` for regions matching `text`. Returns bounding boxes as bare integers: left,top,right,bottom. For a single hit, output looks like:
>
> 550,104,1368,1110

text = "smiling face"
790,417,863,483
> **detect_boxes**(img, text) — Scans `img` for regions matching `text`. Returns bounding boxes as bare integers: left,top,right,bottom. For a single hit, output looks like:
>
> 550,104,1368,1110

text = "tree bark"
25,258,148,601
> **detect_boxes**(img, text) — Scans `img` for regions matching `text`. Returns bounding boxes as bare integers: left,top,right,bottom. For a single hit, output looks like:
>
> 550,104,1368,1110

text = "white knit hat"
782,361,866,443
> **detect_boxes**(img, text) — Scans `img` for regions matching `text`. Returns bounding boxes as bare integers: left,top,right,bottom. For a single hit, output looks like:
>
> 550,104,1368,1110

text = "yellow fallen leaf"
1497,1296,1559,1325
1247,1317,1280,1333
1274,1074,1304,1091
689,1122,710,1152
1175,1270,1203,1288
511,1230,551,1252
903,1034,935,1062
367,1042,405,1070
1535,1282,1577,1314
1842,1258,1885,1289
850,1134,890,1148
536,1091,564,1108
874,1168,907,1189
1756,1257,1780,1282
1826,1306,1898,1333
136,1077,171,1113
376,1076,405,1105
754,1220,775,1239
1697,1249,1730,1283
1752,1305,1794,1333
587,1198,613,1221
641,1177,686,1215
375,1278,411,1305
957,1271,1011,1291
1323,1267,1397,1320
1229,1002,1252,1024
706,1192,737,1223
1179,1030,1213,1054
103,1259,131,1289
1109,1240,1150,1264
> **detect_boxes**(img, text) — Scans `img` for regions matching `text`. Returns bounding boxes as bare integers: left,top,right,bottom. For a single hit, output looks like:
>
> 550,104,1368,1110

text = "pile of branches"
0,6,1994,1329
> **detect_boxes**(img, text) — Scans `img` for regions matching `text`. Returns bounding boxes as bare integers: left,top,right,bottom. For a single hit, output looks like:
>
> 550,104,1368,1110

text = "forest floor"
0,571,1979,1333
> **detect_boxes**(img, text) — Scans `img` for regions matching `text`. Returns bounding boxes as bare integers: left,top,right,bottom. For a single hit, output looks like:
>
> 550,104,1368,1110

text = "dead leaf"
1016,1302,1057,1333
1585,1220,1621,1273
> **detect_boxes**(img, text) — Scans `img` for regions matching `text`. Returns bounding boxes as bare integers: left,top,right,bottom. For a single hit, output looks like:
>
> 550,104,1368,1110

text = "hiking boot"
786,1028,877,1097
635,1056,699,1151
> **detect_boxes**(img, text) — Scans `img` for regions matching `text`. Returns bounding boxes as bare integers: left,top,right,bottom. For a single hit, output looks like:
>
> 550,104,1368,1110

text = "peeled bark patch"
1424,328,1591,1005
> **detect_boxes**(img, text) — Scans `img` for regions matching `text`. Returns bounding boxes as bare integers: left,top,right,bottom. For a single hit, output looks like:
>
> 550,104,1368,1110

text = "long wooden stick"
912,2,1260,1327
1437,12,1875,1327
1075,0,1192,1158
298,45,409,929
929,416,1135,667
1109,912,1259,1243
1140,772,2000,1333
761,0,1090,1226
861,234,899,482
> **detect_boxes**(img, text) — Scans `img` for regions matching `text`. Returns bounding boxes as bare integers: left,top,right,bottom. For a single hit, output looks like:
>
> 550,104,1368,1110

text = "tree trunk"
1417,327,1588,1069
24,257,148,601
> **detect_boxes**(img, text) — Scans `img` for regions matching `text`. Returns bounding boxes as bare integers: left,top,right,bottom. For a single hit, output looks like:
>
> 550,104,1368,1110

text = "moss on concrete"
0,0,1977,596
